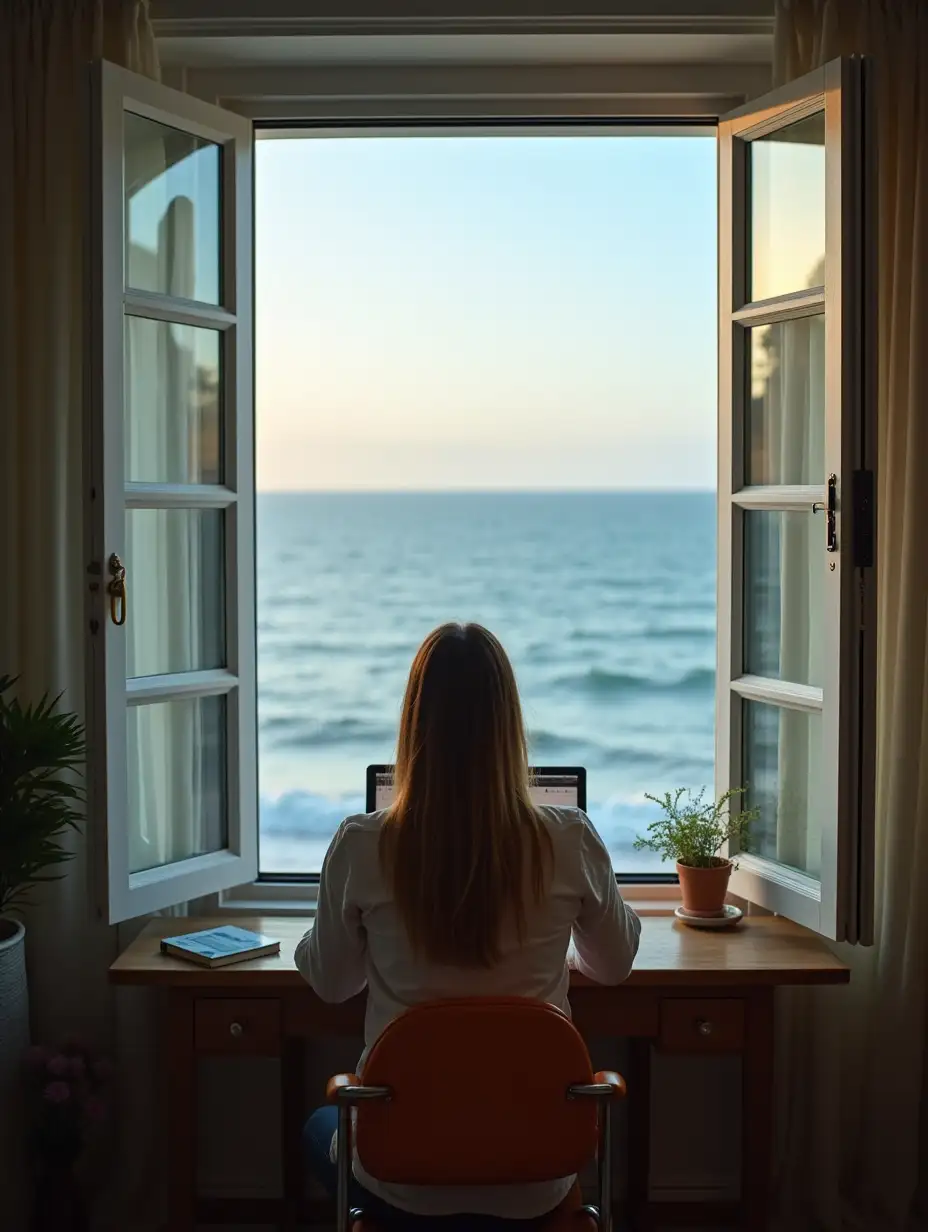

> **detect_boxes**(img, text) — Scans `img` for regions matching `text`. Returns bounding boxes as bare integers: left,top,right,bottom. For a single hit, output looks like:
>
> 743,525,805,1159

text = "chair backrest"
355,997,599,1185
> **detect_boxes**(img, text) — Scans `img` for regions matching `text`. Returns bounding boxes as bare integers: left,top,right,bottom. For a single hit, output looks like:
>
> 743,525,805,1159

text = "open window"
716,59,876,942
88,57,875,939
88,62,256,923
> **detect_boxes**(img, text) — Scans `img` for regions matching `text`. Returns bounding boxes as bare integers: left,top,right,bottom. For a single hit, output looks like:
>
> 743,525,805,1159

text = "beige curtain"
0,1,160,1226
771,2,928,1229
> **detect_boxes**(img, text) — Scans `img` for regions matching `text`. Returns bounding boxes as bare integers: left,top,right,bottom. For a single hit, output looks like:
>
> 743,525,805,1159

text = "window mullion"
125,483,237,509
124,292,236,331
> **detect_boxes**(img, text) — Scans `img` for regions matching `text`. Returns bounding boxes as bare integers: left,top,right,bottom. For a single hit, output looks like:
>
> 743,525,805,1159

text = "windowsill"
215,880,684,917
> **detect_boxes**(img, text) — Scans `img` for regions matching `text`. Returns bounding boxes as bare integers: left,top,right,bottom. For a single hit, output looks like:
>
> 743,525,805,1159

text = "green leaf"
0,675,86,915
633,786,759,869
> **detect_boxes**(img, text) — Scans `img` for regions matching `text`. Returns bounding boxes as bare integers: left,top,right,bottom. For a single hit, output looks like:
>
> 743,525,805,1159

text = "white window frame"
88,61,257,923
716,59,876,943
87,44,874,932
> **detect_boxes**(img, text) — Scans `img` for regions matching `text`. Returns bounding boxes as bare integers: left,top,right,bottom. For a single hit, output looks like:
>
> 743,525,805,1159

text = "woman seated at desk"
296,621,641,1227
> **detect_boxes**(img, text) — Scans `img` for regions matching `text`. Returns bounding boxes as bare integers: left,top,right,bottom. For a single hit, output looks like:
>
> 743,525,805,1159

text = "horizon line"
255,486,716,496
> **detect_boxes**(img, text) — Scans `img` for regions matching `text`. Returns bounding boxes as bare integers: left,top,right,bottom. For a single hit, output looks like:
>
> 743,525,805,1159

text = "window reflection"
125,112,221,305
746,316,825,486
749,110,826,302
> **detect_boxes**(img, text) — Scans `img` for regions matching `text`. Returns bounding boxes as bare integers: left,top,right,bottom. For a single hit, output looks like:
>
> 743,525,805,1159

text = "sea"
257,491,716,875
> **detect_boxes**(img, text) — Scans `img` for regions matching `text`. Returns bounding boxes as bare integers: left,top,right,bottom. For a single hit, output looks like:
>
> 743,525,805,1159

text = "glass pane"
125,112,220,305
746,317,825,485
744,510,823,686
742,699,822,877
749,110,826,302
127,694,227,873
125,317,222,484
125,509,225,677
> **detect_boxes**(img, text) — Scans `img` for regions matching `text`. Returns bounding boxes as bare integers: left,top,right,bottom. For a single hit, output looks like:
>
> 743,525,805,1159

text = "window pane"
744,510,823,686
746,317,825,486
127,694,227,873
742,699,822,877
125,112,220,305
125,317,221,484
125,509,225,677
255,133,719,876
749,110,825,302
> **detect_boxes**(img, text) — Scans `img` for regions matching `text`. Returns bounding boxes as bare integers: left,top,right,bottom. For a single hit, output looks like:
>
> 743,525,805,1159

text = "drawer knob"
696,1019,713,1037
229,1021,244,1038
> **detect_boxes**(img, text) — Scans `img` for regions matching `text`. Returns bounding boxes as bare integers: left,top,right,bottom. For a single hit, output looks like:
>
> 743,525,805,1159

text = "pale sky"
254,133,720,492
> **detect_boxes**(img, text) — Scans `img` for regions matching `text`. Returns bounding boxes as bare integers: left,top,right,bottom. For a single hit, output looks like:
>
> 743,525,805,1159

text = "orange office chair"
325,997,626,1232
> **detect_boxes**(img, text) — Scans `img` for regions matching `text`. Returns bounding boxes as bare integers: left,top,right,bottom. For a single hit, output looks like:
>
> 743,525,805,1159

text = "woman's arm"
294,820,367,1003
570,813,641,984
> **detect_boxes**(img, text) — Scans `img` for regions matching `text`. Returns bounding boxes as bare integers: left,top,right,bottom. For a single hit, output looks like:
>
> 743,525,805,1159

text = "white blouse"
295,805,641,1219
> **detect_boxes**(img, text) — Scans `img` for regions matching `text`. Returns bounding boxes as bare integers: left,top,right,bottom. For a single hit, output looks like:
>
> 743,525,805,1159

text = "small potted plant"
22,1039,113,1231
634,787,758,916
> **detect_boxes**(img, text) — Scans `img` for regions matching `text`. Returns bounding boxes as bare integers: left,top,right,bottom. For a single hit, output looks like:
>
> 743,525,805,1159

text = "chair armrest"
326,1073,361,1103
326,1072,392,1105
592,1069,627,1099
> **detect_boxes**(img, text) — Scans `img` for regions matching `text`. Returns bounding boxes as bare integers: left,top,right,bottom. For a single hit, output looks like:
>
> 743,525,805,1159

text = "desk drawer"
195,998,281,1055
658,998,744,1054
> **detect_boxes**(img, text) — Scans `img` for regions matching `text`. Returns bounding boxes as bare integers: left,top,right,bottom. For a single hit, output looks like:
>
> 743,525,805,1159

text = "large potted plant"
0,674,85,1220
634,787,758,917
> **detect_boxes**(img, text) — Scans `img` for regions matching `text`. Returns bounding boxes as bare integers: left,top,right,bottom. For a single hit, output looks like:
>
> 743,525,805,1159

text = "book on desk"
160,925,281,968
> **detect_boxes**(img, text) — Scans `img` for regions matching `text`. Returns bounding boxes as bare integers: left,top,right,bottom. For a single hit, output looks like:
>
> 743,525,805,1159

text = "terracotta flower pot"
676,859,732,917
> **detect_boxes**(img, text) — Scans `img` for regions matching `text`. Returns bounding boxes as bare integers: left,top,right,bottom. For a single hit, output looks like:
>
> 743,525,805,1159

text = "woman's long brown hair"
379,622,552,968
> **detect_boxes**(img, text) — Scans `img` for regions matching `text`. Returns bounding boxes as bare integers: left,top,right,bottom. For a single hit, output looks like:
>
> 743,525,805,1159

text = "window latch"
812,474,838,554
107,553,127,626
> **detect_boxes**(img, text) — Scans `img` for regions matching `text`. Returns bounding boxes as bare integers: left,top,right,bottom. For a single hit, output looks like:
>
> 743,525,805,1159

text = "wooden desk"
110,915,847,1232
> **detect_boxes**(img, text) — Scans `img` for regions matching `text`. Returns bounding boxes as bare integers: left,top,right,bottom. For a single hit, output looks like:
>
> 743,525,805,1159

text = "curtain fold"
771,3,928,1229
0,2,160,1225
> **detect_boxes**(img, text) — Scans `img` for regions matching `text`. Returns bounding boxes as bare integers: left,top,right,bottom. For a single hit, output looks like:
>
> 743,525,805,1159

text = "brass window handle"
107,553,127,626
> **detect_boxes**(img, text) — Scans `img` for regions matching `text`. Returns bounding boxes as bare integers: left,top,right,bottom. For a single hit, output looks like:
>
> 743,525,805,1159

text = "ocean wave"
528,729,662,768
258,788,672,871
261,790,366,836
646,625,715,641
268,592,320,612
556,665,715,698
260,715,395,750
566,628,608,644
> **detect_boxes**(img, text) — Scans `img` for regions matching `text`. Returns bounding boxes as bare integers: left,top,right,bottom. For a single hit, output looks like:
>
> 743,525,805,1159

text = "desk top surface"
109,914,849,989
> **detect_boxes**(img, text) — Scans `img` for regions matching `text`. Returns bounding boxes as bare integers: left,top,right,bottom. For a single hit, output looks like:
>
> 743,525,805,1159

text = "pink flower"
24,1045,50,1068
68,1056,85,1079
43,1081,71,1104
84,1096,106,1122
47,1054,71,1077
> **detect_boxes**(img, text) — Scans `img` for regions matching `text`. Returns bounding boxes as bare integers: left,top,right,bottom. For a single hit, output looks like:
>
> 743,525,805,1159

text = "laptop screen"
366,765,586,813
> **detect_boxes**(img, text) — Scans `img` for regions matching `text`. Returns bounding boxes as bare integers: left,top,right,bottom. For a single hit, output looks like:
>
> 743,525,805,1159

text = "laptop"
366,764,586,812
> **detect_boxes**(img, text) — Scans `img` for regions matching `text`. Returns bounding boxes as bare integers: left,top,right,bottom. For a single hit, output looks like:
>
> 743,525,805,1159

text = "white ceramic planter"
0,917,29,1228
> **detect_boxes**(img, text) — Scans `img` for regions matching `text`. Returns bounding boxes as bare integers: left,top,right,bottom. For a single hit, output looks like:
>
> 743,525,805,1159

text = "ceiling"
156,30,773,68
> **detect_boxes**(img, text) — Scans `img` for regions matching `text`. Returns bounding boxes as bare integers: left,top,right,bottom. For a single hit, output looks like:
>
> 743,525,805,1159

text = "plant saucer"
674,904,743,930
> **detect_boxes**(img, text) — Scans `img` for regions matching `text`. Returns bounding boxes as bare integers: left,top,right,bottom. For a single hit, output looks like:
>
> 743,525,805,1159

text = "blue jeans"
303,1106,556,1229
